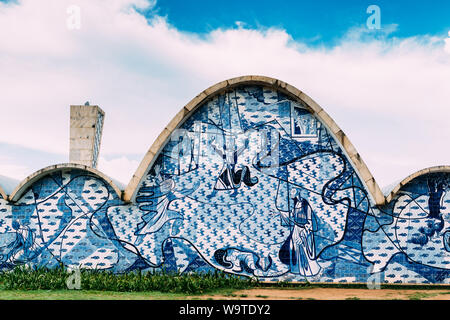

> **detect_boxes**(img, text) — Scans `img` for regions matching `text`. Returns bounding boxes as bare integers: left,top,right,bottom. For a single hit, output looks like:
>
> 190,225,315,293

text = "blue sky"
0,0,449,190
147,0,450,45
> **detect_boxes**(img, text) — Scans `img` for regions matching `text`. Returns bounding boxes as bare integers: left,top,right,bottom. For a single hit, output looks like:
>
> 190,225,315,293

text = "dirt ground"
197,288,450,300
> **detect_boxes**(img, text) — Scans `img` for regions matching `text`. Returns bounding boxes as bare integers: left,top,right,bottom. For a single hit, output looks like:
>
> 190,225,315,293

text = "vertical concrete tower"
69,104,105,168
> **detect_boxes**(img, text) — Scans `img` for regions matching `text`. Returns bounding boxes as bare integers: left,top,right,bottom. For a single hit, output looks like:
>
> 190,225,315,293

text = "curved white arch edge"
0,76,447,207
8,163,123,202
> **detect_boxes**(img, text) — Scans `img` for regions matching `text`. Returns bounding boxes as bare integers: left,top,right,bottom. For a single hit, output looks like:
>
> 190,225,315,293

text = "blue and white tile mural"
0,85,448,284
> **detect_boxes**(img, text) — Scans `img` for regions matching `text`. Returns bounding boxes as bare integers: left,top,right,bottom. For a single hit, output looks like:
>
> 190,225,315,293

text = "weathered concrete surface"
123,75,385,205
69,105,105,168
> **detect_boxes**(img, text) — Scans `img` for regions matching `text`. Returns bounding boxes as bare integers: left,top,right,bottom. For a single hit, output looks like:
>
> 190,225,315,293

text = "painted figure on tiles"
211,134,258,193
5,220,40,265
279,189,320,276
0,84,449,284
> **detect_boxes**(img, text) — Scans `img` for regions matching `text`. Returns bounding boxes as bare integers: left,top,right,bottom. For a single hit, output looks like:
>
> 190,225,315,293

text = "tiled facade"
0,79,448,284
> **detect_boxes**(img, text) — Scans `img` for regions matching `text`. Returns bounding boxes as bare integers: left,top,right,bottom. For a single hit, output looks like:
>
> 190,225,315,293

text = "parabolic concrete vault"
0,76,448,284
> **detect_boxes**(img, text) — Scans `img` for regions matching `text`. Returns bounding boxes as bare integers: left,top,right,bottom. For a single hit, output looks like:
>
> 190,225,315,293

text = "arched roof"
384,165,450,203
123,75,386,205
9,163,123,202
0,186,6,200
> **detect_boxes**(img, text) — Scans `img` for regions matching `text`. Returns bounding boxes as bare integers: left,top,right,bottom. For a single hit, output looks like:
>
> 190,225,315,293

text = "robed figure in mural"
279,189,321,277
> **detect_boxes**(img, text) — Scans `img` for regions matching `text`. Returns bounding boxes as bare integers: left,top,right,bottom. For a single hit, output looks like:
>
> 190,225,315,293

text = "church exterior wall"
0,79,448,284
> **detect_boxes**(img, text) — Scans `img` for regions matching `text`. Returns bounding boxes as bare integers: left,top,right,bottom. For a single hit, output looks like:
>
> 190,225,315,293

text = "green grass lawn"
1,288,450,300
0,289,197,300
1,266,449,300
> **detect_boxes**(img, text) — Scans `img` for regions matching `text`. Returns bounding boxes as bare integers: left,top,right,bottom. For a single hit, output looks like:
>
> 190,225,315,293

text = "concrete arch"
0,186,6,200
123,75,386,205
385,165,450,203
9,163,123,202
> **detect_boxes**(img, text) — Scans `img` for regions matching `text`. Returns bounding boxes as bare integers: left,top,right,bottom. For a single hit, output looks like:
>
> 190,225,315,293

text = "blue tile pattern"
0,85,448,284
92,111,104,169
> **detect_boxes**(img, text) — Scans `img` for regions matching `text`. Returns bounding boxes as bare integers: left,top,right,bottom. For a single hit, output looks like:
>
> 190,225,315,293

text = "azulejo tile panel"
0,85,448,284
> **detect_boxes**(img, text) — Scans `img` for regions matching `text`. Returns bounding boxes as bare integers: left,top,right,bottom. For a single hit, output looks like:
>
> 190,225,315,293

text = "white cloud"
0,0,449,188
0,156,29,181
97,156,139,186
445,30,450,53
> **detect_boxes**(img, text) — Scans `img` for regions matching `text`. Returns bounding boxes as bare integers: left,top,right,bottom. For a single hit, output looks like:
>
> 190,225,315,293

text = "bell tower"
69,104,105,168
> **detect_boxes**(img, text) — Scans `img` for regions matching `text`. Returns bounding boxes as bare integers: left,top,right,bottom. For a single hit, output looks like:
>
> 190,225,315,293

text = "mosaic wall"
0,85,448,284
363,173,450,283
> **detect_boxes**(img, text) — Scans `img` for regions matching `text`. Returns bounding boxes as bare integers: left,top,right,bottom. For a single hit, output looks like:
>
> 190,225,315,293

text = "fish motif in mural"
0,84,448,284
363,175,450,282
107,86,367,280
